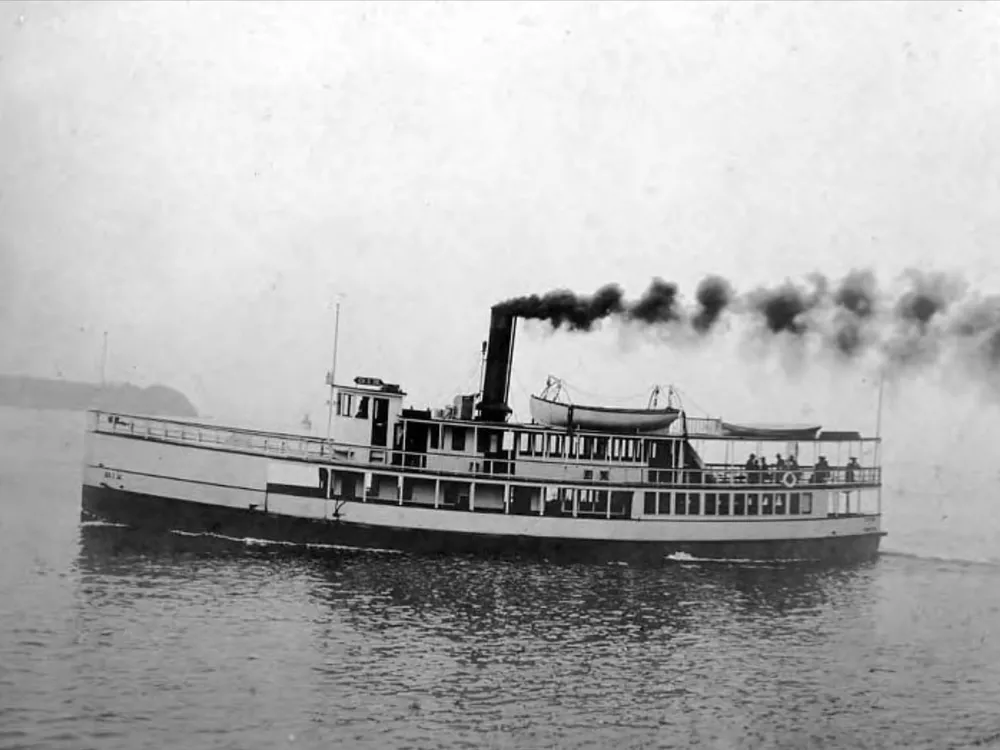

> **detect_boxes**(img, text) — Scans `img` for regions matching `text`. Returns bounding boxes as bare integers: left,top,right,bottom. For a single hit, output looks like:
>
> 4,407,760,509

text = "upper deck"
87,400,882,492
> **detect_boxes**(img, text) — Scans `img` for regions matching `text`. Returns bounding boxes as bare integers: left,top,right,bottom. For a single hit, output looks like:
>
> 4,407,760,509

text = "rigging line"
670,386,714,418
554,378,655,404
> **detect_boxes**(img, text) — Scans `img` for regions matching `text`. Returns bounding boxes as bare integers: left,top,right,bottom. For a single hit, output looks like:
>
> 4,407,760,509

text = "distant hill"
0,375,198,417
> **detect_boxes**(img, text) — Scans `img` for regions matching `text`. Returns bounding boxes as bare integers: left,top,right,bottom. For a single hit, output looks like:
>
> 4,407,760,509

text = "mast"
875,369,885,440
325,301,341,446
100,331,108,388
875,368,885,517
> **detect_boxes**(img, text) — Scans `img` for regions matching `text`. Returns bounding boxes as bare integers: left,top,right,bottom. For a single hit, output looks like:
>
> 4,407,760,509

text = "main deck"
87,406,882,523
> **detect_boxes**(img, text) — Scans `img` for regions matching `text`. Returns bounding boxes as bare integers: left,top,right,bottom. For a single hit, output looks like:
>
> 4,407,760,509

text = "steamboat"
80,307,885,564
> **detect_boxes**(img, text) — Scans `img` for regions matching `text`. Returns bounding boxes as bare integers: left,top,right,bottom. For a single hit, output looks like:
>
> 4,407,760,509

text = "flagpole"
325,301,341,448
100,331,108,388
874,368,885,518
875,369,885,440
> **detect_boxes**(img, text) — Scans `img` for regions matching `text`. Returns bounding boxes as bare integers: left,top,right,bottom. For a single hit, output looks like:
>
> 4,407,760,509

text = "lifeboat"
720,422,822,441
529,395,680,432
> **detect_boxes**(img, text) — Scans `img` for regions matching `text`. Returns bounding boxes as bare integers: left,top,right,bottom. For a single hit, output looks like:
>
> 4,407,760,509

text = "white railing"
90,410,882,489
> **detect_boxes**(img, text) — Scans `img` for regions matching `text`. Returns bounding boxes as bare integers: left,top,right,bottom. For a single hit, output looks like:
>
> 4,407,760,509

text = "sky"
2,1,999,465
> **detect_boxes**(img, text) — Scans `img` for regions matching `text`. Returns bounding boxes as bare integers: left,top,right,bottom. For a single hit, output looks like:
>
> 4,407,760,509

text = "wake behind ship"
80,307,885,564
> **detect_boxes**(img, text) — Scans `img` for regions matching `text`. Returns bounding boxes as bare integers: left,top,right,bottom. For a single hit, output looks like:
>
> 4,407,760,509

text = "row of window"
555,487,632,515
642,491,815,517
519,432,647,463
402,423,656,464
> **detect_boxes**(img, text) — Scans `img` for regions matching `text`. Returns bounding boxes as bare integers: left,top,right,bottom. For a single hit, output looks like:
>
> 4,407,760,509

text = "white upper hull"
82,424,882,545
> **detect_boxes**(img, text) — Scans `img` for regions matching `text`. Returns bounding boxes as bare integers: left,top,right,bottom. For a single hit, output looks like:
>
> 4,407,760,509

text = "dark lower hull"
80,485,884,566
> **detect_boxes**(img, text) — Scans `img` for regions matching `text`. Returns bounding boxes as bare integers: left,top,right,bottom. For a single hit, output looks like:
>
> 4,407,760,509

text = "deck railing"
91,412,882,487
90,410,881,489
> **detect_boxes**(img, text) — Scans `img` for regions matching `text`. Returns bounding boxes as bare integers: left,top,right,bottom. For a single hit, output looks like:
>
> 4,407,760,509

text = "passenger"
814,455,830,484
759,455,769,483
775,454,786,472
846,456,860,483
786,454,801,482
745,453,757,484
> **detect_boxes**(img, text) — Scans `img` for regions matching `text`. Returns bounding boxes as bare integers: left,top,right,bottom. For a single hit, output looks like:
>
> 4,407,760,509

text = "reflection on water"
2,522,998,750
10,409,1000,749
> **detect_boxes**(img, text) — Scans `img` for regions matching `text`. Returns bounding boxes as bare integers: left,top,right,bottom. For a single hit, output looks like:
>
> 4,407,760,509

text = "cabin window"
674,492,687,516
658,492,671,515
789,492,800,514
519,433,531,455
355,396,369,419
336,392,354,417
599,470,610,482
747,493,760,515
551,435,565,458
559,488,573,514
595,490,609,515
318,468,329,497
734,493,746,516
774,493,786,515
502,431,514,451
801,492,813,514
583,469,593,480
687,493,700,515
595,438,608,460
578,489,593,514
611,491,631,516
490,434,499,453
581,437,593,460
452,427,466,452
762,493,774,516
718,493,731,516
644,491,657,515
429,425,440,451
369,474,381,497
533,434,544,455
571,435,582,459
705,492,717,515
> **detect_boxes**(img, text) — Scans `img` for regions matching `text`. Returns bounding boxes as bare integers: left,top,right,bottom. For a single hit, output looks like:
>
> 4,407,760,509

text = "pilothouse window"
355,396,369,419
336,392,354,417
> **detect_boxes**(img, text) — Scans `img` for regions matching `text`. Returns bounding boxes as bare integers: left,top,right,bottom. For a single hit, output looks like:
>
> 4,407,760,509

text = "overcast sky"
2,1,999,465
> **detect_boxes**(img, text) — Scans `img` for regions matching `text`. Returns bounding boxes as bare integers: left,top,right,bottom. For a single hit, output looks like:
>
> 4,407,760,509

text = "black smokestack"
477,307,517,422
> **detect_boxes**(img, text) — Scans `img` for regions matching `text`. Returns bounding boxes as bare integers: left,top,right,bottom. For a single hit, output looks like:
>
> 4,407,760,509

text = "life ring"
781,471,797,488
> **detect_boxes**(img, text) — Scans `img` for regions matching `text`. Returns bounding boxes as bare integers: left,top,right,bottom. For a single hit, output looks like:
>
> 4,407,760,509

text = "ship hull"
81,484,884,566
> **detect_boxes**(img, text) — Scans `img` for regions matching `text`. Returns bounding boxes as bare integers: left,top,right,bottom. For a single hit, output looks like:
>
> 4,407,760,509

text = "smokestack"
477,306,517,422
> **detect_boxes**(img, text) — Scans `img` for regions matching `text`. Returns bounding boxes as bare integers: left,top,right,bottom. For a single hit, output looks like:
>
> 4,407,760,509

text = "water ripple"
0,511,997,749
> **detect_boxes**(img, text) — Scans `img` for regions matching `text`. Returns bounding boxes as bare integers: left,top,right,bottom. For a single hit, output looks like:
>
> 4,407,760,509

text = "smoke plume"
495,267,1000,383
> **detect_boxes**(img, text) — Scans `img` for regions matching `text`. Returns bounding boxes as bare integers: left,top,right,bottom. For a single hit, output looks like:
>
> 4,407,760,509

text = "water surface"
2,407,999,749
